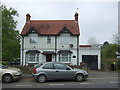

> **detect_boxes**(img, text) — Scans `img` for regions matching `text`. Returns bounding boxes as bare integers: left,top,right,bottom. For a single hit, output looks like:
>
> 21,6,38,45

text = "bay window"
59,54,71,63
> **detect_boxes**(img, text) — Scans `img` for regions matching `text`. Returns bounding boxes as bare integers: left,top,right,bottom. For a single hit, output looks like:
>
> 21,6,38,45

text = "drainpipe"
77,35,79,65
55,36,57,62
21,36,24,66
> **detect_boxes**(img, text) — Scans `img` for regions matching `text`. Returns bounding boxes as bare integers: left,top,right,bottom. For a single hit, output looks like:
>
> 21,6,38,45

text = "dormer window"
29,27,37,34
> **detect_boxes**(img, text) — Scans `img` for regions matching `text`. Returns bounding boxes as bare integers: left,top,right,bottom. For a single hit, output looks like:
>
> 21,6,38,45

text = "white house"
20,13,101,70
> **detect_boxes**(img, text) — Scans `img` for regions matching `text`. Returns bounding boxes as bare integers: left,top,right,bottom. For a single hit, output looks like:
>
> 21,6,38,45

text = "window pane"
47,36,51,43
54,64,67,69
37,54,39,62
29,54,35,62
30,38,37,43
42,63,54,69
59,54,71,62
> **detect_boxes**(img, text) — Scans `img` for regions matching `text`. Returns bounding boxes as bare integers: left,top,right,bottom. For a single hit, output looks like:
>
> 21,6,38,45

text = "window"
26,53,39,62
59,54,71,62
29,54,36,62
47,36,51,43
42,63,54,69
54,64,67,69
30,38,37,43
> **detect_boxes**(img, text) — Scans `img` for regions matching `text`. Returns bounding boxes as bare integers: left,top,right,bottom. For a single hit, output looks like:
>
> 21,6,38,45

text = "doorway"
46,54,52,62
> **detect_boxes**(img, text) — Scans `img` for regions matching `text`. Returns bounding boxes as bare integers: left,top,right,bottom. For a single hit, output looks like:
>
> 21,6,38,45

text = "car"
32,62,88,83
0,63,22,83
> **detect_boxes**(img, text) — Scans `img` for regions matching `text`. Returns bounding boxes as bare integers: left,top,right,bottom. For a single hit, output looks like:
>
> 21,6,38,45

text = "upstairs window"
30,38,37,43
47,36,51,44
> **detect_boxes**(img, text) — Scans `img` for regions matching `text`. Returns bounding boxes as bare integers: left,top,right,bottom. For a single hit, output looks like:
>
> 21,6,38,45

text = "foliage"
102,43,120,60
1,5,20,61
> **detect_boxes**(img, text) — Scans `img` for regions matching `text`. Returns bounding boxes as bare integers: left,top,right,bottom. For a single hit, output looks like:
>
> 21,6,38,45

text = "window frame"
26,53,39,63
47,36,51,44
59,54,71,63
29,37,37,44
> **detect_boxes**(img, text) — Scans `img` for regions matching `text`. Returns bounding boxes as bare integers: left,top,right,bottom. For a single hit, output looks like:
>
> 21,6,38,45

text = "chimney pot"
26,14,31,23
74,12,79,21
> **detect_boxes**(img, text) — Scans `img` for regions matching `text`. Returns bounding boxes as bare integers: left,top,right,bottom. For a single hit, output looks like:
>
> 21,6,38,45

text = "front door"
46,54,52,62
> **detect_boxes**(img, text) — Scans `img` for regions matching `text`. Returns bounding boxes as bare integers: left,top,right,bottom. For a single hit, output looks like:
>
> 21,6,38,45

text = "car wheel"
2,74,13,83
37,75,47,83
75,74,84,82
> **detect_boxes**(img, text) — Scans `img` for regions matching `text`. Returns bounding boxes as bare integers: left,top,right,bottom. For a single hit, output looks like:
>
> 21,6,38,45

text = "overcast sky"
1,0,119,45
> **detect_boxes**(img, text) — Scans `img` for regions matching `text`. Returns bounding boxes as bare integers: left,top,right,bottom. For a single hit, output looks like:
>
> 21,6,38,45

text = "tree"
112,31,120,45
1,5,20,61
102,44,120,59
87,36,98,45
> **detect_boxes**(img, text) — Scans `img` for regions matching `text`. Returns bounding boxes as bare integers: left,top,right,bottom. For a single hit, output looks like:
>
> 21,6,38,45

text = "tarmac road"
1,71,119,88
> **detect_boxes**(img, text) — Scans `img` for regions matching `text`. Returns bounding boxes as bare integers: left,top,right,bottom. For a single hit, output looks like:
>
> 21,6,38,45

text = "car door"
0,66,2,80
42,63,56,80
54,63,74,80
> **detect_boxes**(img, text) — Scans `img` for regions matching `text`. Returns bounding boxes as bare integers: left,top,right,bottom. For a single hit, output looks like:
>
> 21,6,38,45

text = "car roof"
45,62,64,64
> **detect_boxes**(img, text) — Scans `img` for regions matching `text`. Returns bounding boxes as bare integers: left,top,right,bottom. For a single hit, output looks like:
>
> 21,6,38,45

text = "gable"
58,27,73,35
29,27,38,34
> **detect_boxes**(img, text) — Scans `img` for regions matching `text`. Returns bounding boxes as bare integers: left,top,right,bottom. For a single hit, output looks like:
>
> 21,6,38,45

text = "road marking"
80,83,94,85
109,81,118,84
16,85,32,87
88,77,117,79
49,84,64,86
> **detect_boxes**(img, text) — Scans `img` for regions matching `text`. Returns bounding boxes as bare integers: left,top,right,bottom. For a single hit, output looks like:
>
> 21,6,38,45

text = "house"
20,13,80,66
20,13,101,70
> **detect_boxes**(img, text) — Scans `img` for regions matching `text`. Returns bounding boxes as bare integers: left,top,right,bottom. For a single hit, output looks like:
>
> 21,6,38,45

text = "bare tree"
112,31,120,45
87,36,98,45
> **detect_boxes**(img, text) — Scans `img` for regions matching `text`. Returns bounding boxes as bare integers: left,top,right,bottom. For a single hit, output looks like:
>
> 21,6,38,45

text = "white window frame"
59,54,71,63
26,53,39,63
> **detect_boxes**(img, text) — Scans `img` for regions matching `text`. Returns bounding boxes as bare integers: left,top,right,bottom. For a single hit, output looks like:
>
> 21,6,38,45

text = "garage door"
82,55,98,70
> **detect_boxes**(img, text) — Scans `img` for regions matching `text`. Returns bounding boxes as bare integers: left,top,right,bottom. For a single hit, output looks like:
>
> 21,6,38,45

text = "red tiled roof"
20,20,80,35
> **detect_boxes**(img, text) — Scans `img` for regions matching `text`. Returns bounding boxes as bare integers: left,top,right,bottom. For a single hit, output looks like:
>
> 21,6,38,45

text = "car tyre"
75,74,84,82
37,75,47,83
2,74,13,83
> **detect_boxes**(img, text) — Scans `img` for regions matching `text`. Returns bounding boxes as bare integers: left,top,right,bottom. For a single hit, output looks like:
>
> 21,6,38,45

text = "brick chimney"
74,12,79,21
26,14,31,23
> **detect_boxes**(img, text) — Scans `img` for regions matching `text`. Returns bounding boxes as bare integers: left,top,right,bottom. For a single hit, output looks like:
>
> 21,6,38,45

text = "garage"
79,45,101,70
82,55,98,70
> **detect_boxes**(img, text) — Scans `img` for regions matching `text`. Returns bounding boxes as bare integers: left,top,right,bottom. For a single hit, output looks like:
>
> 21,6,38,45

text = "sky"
1,0,119,45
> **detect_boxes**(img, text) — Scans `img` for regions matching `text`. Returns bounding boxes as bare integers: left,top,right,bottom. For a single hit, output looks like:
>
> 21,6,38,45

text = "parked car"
32,62,88,83
0,63,22,83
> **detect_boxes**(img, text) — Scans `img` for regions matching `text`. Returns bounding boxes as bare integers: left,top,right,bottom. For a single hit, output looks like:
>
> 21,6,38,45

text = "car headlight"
83,71,88,75
12,70,21,74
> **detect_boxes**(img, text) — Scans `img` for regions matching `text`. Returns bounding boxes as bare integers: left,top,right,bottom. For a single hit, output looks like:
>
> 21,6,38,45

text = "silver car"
32,62,88,83
0,63,22,83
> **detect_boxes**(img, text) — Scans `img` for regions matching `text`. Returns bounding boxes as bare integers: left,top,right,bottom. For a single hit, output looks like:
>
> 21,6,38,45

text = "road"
1,71,119,88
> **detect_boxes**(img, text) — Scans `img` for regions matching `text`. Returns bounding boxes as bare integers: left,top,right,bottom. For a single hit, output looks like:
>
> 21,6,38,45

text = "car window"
0,64,7,69
54,64,67,69
34,63,43,68
42,63,54,69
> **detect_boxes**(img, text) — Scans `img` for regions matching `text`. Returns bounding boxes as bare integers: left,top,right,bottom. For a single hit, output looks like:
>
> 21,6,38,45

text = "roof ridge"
31,20,75,22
